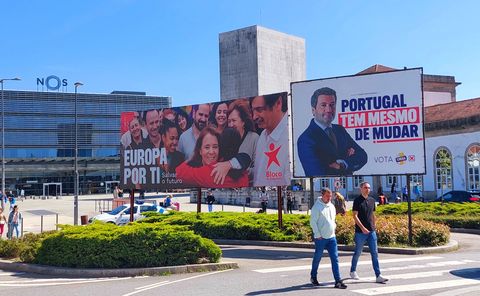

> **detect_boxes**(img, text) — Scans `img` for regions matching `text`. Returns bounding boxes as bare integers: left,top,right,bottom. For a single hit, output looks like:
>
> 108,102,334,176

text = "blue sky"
1,0,479,106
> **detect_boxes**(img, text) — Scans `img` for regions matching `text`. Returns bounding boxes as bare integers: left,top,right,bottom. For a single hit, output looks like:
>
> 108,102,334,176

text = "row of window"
435,144,480,191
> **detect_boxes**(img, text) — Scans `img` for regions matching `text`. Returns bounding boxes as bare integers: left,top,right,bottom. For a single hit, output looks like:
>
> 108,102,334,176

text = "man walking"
310,188,347,289
350,182,388,283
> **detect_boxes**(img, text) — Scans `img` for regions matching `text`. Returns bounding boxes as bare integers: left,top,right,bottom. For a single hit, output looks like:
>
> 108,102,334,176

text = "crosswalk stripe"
253,256,442,273
352,279,480,295
382,259,476,272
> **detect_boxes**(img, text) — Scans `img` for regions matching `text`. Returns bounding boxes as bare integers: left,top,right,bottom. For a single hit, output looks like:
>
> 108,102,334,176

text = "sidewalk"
7,192,311,235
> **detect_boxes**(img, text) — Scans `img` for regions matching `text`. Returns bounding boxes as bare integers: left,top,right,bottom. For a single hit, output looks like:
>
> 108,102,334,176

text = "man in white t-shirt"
251,93,291,187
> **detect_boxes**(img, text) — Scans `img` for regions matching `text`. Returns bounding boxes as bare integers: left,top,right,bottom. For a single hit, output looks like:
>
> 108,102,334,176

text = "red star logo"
264,143,281,169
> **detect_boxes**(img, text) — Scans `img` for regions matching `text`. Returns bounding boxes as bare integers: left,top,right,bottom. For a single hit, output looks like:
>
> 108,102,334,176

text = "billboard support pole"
129,188,135,223
406,174,413,246
277,186,283,229
309,178,314,210
197,188,202,213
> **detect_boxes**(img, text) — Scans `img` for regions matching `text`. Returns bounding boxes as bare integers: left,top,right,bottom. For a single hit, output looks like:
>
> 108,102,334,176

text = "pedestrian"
8,192,16,211
350,182,388,283
402,186,408,201
333,191,347,215
286,191,293,214
7,205,22,239
20,189,25,201
310,188,347,289
260,189,268,214
413,182,422,201
0,208,7,238
206,191,216,212
113,186,123,199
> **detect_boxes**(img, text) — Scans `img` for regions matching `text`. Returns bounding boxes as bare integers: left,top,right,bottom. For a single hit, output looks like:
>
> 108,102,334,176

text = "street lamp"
0,77,21,210
74,82,83,225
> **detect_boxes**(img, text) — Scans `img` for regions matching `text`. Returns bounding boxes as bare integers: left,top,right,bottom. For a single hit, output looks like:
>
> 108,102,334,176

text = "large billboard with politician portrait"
120,92,291,190
291,68,425,177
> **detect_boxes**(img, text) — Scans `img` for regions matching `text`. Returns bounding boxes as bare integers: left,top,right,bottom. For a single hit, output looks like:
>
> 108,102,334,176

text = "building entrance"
43,183,62,197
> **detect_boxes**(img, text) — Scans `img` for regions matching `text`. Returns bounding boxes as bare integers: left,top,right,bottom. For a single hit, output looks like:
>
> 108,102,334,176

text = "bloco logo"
396,152,407,165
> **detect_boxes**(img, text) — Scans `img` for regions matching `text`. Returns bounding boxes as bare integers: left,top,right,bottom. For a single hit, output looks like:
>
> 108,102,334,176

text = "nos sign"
36,75,68,91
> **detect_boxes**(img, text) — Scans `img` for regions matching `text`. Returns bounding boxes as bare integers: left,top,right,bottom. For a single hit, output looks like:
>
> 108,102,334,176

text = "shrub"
376,202,480,229
34,222,221,268
140,212,449,247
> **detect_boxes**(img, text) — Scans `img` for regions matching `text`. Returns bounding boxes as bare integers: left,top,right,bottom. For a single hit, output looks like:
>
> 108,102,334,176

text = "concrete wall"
219,25,306,100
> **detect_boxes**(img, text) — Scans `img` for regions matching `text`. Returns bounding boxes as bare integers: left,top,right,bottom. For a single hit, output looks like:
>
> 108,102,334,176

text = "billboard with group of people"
120,68,425,190
120,92,291,190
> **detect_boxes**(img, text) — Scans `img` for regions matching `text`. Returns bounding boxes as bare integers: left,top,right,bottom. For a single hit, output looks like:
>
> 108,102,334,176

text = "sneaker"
350,271,360,280
376,275,389,283
334,281,347,289
310,277,320,286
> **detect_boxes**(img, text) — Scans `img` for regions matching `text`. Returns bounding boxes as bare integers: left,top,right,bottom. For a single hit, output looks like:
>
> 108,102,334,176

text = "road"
0,233,479,296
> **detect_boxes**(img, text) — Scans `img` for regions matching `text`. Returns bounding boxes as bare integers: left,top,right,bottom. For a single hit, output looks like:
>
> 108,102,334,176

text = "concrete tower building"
219,25,306,100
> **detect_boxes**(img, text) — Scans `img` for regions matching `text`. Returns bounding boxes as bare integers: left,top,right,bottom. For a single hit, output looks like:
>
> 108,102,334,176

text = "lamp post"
74,82,83,225
0,77,21,210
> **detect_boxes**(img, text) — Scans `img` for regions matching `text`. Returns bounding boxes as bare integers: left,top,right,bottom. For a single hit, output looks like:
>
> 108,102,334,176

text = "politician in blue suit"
297,87,367,176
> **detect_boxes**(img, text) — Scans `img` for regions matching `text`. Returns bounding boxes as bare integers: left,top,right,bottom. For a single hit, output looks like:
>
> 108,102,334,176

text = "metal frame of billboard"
290,67,426,178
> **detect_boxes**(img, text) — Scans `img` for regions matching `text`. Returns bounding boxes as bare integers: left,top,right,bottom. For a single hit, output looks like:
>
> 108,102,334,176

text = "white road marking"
382,260,474,272
350,269,455,281
122,269,234,296
0,272,25,276
0,277,130,287
352,279,480,295
253,256,442,273
134,281,169,290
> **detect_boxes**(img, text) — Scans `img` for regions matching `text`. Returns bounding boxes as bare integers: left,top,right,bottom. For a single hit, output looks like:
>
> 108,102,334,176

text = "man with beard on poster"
297,87,367,176
178,103,211,160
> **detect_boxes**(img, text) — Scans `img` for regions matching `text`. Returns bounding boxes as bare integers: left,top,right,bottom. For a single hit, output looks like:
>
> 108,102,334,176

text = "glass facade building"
1,90,171,196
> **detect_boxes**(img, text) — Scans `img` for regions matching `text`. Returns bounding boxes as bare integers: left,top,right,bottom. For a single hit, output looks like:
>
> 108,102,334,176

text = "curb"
0,260,238,278
451,228,480,235
214,239,459,255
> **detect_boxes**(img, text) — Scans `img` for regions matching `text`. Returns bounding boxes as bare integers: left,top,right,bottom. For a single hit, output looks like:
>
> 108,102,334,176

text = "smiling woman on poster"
297,87,367,176
175,127,248,188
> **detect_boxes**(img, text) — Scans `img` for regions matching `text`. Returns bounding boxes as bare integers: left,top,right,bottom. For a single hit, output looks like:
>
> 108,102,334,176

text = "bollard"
41,215,44,233
56,214,59,230
243,205,245,212
222,204,224,211
21,217,24,238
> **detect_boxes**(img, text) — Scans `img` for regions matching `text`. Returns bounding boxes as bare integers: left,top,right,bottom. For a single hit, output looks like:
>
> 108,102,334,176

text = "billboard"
291,68,425,177
120,92,291,190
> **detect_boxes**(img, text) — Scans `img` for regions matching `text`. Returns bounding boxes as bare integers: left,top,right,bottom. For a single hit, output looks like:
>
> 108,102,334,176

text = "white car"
89,203,167,225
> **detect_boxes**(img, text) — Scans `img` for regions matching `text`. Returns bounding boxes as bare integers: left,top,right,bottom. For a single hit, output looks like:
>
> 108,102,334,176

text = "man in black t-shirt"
350,181,389,283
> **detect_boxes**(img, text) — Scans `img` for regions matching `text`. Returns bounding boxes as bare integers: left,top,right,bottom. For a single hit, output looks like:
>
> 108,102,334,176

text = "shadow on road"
221,246,352,260
245,283,325,295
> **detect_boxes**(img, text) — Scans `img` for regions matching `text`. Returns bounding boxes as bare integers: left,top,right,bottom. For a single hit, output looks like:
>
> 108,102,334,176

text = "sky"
1,0,479,106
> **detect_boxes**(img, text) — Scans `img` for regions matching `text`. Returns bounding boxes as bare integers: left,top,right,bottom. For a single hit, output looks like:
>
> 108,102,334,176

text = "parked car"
433,190,480,203
89,202,168,225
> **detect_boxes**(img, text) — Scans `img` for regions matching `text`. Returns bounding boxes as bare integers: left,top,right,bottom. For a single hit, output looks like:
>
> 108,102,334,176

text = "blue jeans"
208,204,213,212
350,231,381,277
8,223,19,239
311,236,341,282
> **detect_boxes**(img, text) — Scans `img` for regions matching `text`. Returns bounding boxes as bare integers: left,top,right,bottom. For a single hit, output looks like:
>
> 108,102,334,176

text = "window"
387,176,398,187
319,178,330,189
466,144,480,191
353,176,364,188
435,148,452,190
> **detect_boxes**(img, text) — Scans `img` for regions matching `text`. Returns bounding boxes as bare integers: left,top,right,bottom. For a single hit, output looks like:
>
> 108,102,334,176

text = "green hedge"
140,212,450,247
32,223,221,268
140,211,312,242
376,203,480,229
